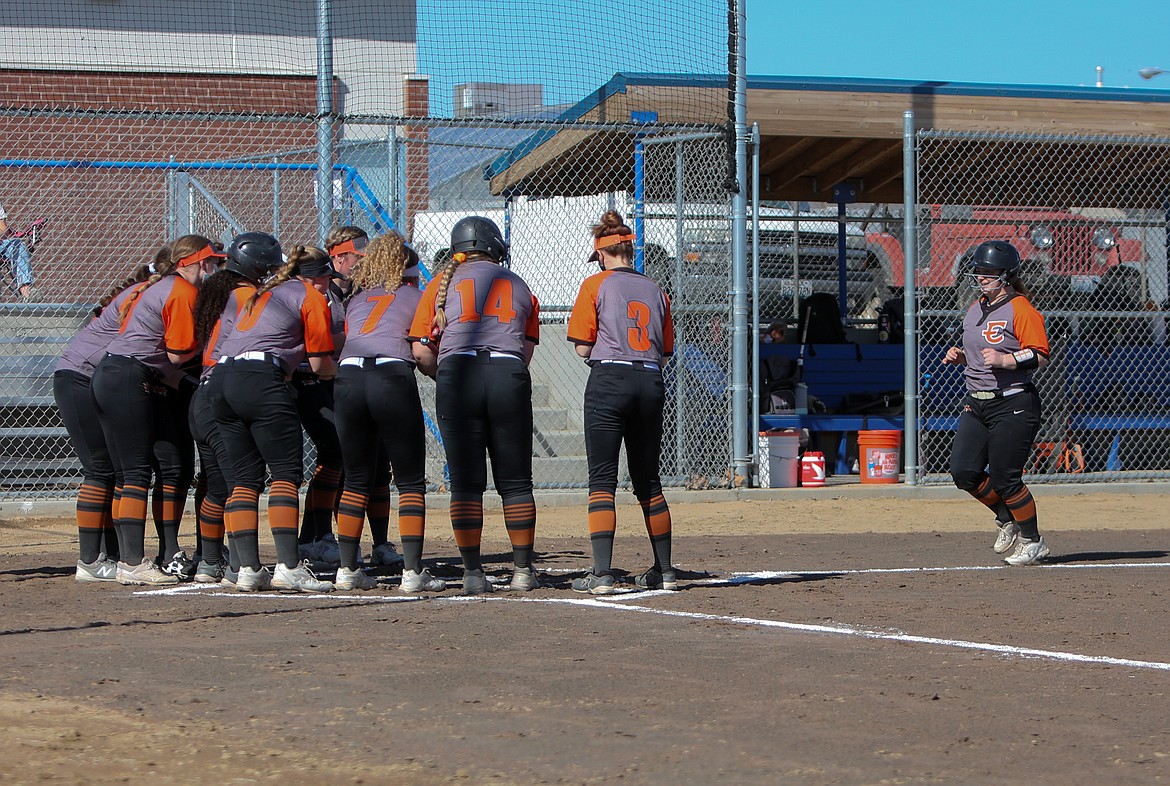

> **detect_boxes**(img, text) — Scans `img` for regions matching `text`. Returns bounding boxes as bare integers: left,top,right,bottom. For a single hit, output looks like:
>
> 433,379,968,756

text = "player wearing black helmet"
944,240,1052,565
410,215,541,594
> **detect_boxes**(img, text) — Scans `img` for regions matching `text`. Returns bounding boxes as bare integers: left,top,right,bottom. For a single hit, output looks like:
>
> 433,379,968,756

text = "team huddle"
55,211,677,594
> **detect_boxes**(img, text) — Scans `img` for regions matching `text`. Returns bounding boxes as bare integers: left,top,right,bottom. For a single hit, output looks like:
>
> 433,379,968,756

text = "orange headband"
594,233,636,252
177,244,227,268
329,236,369,256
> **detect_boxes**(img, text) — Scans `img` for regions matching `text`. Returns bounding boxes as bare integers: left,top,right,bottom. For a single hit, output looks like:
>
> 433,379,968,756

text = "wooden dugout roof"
487,74,1170,207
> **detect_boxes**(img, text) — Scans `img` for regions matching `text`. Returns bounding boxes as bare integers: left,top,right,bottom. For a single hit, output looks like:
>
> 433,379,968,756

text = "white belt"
339,356,407,367
599,359,660,371
219,351,281,366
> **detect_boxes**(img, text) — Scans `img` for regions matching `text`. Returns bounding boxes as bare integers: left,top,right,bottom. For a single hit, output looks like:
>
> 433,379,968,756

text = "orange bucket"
858,430,902,484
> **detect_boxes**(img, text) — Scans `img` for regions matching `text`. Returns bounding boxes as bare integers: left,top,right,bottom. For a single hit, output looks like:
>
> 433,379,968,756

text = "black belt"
969,385,1032,400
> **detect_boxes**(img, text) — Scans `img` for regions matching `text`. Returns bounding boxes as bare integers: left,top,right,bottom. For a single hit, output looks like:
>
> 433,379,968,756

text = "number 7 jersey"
567,268,674,364
409,260,540,363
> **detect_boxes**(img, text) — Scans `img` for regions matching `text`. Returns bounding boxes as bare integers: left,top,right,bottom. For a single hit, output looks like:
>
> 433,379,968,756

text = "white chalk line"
133,564,1170,671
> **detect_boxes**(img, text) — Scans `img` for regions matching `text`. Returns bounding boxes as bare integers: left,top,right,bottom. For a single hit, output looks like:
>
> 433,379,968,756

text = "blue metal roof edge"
484,71,1170,185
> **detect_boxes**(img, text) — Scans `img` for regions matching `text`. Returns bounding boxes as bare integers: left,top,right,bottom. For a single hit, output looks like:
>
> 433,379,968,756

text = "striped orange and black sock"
502,494,536,570
450,493,484,571
969,475,1013,522
368,484,392,545
224,487,261,569
155,483,184,559
398,491,426,573
336,488,368,569
117,484,149,564
303,465,341,542
639,493,673,571
76,482,112,563
268,479,301,567
198,499,225,563
1003,485,1040,540
587,490,617,575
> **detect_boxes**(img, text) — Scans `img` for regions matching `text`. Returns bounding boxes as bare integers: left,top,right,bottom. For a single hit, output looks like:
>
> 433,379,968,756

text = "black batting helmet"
226,232,283,283
450,216,507,263
969,240,1021,275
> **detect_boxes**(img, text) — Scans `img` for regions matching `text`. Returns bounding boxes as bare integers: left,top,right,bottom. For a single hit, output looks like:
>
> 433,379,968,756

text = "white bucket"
758,430,801,488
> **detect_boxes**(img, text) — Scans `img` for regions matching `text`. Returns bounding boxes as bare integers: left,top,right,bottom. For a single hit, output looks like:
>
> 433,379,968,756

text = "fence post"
729,0,750,483
902,110,919,485
315,0,334,245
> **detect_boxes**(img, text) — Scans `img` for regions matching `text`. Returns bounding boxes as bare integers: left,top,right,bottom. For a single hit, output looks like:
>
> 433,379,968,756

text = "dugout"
485,73,1170,484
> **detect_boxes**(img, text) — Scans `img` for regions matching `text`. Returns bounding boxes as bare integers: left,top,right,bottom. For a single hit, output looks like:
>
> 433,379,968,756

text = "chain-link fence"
0,0,734,498
914,130,1170,483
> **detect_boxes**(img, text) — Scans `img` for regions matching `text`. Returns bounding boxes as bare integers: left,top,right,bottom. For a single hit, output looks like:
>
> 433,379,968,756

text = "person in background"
944,240,1051,566
567,210,677,594
0,201,34,301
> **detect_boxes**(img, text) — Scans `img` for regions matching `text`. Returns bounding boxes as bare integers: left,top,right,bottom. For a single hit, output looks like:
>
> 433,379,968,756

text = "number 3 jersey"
961,291,1049,392
409,260,540,363
567,267,674,365
341,284,423,362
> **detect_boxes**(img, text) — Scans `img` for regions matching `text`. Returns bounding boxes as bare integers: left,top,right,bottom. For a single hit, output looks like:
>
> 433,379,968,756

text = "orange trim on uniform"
662,292,675,356
1012,297,1050,356
526,293,541,344
161,277,199,354
299,282,336,356
408,276,442,340
328,236,369,256
566,271,612,345
178,244,227,268
594,233,636,251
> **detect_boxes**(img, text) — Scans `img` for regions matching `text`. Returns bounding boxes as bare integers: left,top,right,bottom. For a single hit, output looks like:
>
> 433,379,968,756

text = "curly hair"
193,269,249,349
350,232,408,292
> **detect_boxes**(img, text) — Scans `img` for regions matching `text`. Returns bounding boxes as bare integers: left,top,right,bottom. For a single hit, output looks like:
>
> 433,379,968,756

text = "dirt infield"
2,488,1170,785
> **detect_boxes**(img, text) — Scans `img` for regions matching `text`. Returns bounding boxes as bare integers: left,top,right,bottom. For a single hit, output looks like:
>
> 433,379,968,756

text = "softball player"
567,210,677,594
55,263,152,581
91,235,221,585
209,245,337,593
188,233,283,584
410,216,540,595
326,227,402,567
332,233,444,592
944,240,1051,565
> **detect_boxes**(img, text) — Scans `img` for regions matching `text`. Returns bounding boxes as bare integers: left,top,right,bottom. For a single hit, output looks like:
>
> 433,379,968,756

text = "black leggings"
584,364,666,500
53,369,118,561
950,388,1042,501
333,362,426,496
211,361,303,493
436,353,533,498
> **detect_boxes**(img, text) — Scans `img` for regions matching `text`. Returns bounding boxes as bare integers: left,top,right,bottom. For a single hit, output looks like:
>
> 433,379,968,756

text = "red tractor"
864,206,1145,309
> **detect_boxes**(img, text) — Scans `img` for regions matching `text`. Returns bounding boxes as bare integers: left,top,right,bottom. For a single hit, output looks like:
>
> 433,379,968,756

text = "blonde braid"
432,252,467,333
246,247,302,315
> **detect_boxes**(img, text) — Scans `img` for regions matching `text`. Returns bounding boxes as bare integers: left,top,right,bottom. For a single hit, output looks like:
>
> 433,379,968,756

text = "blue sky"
416,0,1170,118
746,0,1170,89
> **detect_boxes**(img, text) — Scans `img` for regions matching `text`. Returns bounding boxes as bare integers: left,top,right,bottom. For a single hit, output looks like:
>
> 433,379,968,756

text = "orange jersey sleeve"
300,283,336,356
526,293,541,344
201,320,222,369
566,272,609,345
162,278,198,354
662,292,675,356
408,277,442,340
1012,297,1049,356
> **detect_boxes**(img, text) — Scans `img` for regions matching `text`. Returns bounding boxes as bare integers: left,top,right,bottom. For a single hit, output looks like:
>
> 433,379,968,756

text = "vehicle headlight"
1092,227,1117,251
1029,226,1054,250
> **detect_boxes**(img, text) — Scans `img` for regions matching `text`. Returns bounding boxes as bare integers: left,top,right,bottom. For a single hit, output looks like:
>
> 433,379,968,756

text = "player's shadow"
0,565,76,581
1041,549,1169,565
720,572,839,587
